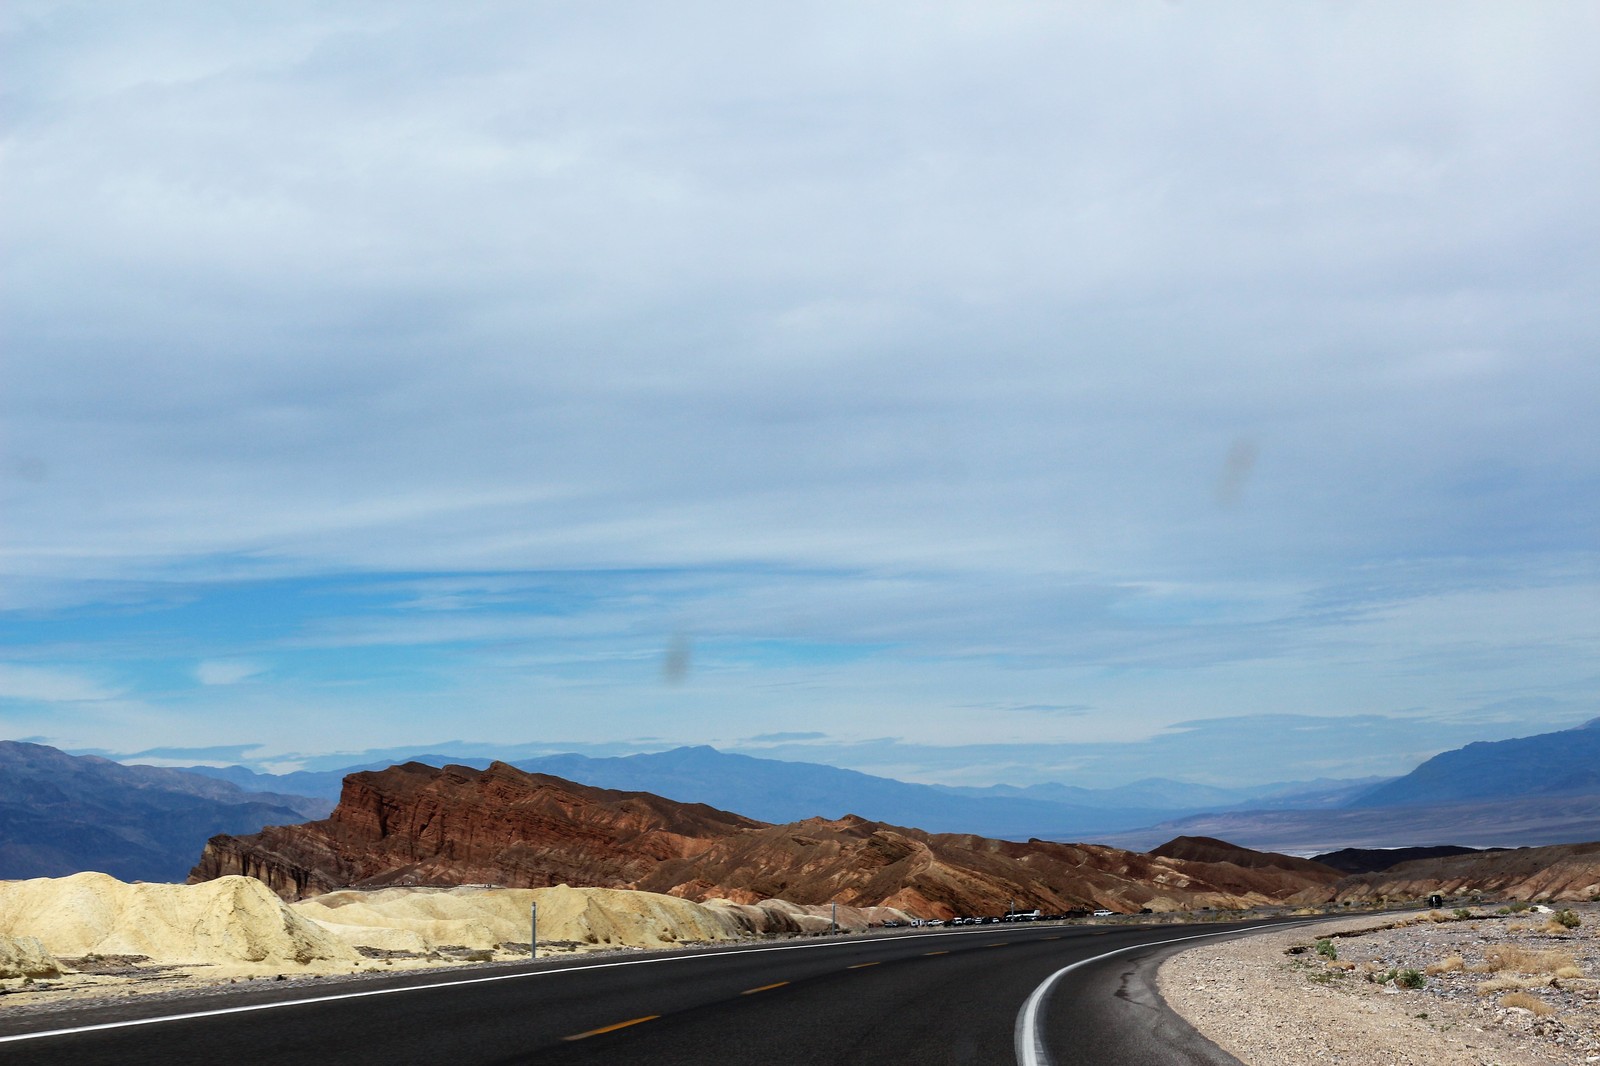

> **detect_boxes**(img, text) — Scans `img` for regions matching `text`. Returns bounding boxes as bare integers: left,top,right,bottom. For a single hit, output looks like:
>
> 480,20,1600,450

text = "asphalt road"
0,919,1284,1065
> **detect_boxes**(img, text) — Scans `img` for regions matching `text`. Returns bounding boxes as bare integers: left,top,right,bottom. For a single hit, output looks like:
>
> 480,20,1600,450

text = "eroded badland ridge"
191,761,1345,915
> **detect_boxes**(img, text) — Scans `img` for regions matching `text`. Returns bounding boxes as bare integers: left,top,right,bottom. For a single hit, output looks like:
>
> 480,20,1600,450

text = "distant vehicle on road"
1092,909,1115,917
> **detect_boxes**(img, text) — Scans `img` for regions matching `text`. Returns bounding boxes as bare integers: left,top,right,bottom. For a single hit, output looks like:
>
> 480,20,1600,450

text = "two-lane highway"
0,919,1283,1064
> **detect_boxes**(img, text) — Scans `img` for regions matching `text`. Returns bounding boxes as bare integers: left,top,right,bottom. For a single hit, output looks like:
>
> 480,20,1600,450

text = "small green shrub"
1396,969,1426,989
1453,908,1472,920
1315,938,1337,960
1551,909,1581,929
1505,901,1532,913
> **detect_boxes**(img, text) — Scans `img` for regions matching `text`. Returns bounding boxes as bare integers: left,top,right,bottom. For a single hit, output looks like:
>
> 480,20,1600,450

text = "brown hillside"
1332,840,1600,902
636,817,1340,917
1150,836,1344,878
191,762,1342,915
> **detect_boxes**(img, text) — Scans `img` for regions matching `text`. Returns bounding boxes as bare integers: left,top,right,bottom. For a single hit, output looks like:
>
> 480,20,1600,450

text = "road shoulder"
1157,910,1600,1066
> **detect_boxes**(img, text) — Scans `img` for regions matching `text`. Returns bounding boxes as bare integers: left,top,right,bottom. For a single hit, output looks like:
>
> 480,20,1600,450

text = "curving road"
0,919,1295,1064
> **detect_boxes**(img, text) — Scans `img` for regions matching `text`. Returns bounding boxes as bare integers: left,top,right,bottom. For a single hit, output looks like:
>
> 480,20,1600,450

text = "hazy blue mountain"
933,778,1254,810
181,744,1394,840
933,775,1391,812
188,744,1191,838
1345,718,1600,808
1097,791,1600,855
507,746,1182,837
181,755,494,803
0,741,330,882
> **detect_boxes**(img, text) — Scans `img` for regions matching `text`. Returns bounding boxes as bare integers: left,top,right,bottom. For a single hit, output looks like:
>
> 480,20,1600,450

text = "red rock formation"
631,818,1343,917
191,762,1345,913
190,761,762,899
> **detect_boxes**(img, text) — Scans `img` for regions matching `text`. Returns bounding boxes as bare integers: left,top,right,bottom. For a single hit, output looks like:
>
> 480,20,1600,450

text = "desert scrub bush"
1505,901,1532,913
1499,991,1555,1017
1485,945,1579,975
1477,976,1536,995
1550,909,1581,929
1366,967,1423,988
1315,938,1337,960
1452,908,1473,919
1425,955,1465,975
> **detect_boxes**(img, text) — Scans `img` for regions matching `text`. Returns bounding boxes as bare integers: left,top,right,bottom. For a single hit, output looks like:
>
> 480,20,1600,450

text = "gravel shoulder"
1159,906,1600,1066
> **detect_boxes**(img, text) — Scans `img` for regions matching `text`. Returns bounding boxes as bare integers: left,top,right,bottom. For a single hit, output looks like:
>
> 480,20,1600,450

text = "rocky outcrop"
192,762,1344,915
0,872,358,967
191,761,764,898
0,935,60,979
1311,845,1491,875
1332,840,1600,902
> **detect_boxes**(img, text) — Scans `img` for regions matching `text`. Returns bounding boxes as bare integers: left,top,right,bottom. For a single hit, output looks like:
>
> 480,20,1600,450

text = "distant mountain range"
176,745,1398,840
12,716,1600,881
1345,717,1600,807
0,741,332,882
1102,718,1600,853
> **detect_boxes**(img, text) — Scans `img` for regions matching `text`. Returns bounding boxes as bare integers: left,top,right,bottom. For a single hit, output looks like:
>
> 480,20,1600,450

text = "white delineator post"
530,901,538,959
831,902,837,935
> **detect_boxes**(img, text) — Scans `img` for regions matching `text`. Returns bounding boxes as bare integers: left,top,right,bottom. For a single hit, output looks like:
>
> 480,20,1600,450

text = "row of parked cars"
882,909,1114,928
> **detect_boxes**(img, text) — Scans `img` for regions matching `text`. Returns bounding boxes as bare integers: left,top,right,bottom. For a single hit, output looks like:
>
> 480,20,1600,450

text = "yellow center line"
986,942,1009,947
923,950,949,956
1044,936,1061,941
846,961,881,969
562,1015,659,1041
740,981,790,995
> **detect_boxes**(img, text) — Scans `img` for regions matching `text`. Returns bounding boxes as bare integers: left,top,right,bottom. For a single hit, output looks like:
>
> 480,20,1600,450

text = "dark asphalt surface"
0,920,1283,1065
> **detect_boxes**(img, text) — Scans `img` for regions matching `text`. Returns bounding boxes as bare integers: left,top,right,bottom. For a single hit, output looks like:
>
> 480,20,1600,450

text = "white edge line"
1013,919,1326,1066
0,922,1022,1045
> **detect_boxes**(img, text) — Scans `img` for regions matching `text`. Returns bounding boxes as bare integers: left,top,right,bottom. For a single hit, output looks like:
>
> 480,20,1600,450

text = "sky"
2,2,1597,788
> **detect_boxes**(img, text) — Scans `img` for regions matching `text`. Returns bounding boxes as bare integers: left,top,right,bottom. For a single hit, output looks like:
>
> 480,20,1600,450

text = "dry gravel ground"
1161,905,1600,1066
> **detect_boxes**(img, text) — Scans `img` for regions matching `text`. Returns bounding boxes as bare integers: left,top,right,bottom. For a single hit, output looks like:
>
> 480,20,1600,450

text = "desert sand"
0,872,910,1005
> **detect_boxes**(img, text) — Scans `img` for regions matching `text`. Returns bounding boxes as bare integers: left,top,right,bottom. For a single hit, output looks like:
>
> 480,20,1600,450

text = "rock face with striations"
190,761,763,899
1331,840,1600,903
635,818,1343,916
192,761,1345,914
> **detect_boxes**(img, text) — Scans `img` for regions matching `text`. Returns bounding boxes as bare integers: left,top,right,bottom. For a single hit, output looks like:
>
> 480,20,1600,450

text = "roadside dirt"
1160,905,1600,1065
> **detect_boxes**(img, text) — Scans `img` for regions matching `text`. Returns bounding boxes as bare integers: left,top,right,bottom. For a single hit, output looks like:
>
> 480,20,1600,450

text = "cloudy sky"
3,2,1597,787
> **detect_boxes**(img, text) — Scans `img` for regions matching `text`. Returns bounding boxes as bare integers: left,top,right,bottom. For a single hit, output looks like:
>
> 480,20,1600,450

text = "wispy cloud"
0,664,117,704
194,660,265,686
2,3,1596,785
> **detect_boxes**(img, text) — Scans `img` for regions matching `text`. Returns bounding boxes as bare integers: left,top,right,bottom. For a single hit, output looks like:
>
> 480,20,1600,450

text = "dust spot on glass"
1214,438,1258,508
662,633,692,684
